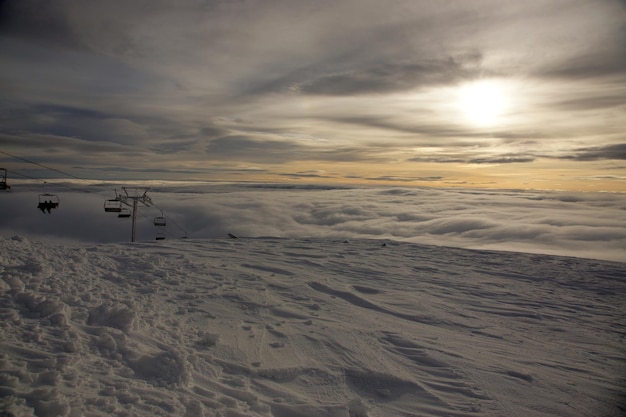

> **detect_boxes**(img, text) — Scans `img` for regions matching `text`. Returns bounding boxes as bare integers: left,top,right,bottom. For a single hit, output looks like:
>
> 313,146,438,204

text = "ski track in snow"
0,235,624,417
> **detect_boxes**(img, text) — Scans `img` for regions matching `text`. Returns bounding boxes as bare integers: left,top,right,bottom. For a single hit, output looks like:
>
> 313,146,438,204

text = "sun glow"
458,80,510,127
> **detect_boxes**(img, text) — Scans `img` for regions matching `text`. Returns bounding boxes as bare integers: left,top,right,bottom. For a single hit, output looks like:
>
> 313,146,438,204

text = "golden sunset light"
0,0,623,192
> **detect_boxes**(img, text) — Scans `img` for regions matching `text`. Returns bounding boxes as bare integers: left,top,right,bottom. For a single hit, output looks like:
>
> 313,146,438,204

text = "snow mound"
0,235,624,416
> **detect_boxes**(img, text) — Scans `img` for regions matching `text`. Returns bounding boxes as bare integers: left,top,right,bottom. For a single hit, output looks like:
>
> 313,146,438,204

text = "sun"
457,80,509,127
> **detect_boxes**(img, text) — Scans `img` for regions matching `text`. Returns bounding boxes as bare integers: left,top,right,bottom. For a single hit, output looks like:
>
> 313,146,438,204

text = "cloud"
366,176,444,182
206,136,302,163
0,0,80,48
540,52,626,82
279,171,335,179
408,157,466,164
408,153,535,165
1,184,624,263
203,136,395,164
0,0,624,188
557,144,626,161
329,116,480,138
467,156,535,164
4,104,150,146
293,55,483,96
552,94,626,112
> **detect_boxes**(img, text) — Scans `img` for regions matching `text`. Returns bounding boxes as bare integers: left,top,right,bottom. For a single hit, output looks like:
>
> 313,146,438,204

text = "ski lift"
118,208,131,218
104,190,123,212
154,213,166,227
0,168,10,190
37,193,60,213
154,210,166,239
104,199,122,212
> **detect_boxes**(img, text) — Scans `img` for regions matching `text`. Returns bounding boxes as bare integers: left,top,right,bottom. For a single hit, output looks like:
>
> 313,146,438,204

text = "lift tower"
119,187,153,242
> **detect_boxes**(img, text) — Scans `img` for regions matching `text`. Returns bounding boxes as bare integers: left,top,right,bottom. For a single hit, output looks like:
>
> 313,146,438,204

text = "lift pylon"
103,187,153,242
122,187,152,242
0,168,10,190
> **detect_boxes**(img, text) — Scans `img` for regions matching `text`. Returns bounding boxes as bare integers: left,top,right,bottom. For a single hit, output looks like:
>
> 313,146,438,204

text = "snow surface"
0,235,624,417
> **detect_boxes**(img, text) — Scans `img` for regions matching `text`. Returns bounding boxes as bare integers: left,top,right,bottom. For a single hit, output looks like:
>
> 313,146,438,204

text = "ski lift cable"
6,170,40,182
146,202,188,239
10,169,95,194
0,149,116,194
135,206,185,240
0,149,87,182
3,149,188,238
151,202,188,238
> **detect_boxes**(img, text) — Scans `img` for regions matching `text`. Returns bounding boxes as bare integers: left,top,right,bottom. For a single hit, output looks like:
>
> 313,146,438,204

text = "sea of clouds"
1,182,624,263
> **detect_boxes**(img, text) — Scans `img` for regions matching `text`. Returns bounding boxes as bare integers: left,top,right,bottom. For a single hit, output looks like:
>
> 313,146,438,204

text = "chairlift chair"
0,168,10,190
104,198,123,212
37,193,60,213
154,211,166,239
118,208,131,218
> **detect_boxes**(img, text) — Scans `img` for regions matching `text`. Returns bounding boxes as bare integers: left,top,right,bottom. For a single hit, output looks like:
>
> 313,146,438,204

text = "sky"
0,0,625,191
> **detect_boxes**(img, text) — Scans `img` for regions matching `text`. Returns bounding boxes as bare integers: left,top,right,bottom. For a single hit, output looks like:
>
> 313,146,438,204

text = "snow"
1,234,624,417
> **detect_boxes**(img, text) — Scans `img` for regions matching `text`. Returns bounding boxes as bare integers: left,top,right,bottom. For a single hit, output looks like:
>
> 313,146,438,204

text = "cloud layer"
2,183,624,263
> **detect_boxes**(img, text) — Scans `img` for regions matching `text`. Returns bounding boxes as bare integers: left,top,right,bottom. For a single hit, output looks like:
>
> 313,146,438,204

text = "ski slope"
1,235,624,416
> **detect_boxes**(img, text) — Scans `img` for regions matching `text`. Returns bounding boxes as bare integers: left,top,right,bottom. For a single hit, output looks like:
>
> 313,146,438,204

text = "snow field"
0,235,624,416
